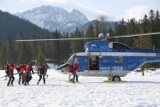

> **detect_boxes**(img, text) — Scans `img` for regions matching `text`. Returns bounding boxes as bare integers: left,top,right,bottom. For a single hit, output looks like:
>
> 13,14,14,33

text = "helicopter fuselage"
56,40,160,80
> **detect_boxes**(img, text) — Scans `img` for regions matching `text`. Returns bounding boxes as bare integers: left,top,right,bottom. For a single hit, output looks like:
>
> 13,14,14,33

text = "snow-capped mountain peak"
16,5,89,32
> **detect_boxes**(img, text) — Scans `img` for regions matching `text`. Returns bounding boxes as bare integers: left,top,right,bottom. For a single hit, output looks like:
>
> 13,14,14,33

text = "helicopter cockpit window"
115,56,123,63
74,57,80,64
113,43,131,51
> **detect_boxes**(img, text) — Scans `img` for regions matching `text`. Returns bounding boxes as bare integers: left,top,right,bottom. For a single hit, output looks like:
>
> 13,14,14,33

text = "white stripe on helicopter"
75,52,157,57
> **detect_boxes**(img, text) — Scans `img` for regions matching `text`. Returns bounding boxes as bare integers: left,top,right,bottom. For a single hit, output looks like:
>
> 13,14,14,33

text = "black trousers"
25,73,32,84
18,73,22,84
38,74,45,84
7,74,15,86
72,72,78,83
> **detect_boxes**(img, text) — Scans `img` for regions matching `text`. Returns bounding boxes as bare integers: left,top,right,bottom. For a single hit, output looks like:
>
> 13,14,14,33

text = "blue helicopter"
16,32,160,81
55,32,160,81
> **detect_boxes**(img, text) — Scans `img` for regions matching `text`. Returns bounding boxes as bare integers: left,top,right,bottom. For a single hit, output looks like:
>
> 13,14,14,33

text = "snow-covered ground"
0,69,160,107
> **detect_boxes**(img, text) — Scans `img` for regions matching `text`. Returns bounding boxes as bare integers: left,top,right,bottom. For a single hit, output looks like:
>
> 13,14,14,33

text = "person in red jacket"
16,64,26,85
7,63,15,86
68,64,74,81
72,63,79,83
68,62,79,83
24,62,34,85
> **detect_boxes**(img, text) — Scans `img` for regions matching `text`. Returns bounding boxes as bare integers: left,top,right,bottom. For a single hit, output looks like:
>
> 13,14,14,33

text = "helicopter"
16,32,160,81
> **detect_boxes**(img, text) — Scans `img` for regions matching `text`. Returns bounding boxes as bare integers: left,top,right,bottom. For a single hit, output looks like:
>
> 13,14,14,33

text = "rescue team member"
37,64,46,85
68,62,79,83
16,64,26,85
24,62,34,85
7,63,15,86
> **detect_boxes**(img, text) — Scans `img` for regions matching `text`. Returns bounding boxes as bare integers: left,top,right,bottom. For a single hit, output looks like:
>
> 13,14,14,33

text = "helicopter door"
88,55,99,71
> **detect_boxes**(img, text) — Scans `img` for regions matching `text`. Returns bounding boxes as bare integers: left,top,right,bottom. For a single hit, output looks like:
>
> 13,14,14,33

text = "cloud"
18,0,70,4
73,2,107,15
123,6,150,21
73,2,109,20
40,0,70,4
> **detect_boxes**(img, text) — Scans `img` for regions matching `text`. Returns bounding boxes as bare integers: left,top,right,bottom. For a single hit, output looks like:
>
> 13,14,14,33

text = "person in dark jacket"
24,62,34,85
7,63,15,86
37,63,49,85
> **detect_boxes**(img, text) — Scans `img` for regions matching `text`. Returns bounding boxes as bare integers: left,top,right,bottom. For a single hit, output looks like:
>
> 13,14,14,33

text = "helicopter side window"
113,43,131,51
115,56,123,63
89,56,99,70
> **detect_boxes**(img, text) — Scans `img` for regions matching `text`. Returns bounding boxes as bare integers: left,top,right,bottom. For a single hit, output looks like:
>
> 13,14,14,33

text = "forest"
0,10,160,70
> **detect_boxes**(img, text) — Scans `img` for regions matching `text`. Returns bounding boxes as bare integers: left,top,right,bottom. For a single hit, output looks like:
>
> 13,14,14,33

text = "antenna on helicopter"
106,33,110,40
98,33,110,40
98,33,104,39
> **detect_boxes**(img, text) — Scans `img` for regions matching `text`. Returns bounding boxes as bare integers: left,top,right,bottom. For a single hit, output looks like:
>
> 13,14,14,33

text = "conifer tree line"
0,10,160,69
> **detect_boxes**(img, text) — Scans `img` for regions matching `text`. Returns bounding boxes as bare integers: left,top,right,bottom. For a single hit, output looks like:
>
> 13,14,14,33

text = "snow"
0,69,160,107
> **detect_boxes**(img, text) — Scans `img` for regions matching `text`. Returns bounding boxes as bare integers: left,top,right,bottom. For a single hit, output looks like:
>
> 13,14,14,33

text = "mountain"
16,5,89,32
0,10,49,39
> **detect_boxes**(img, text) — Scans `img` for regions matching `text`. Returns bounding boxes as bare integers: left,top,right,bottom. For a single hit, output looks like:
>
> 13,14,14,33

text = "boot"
37,81,40,85
43,79,45,85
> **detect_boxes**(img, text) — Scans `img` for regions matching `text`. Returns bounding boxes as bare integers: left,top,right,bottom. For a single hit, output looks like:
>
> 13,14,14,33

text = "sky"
0,0,160,21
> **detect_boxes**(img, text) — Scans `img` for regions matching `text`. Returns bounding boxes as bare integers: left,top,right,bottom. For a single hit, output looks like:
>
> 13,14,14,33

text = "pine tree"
43,31,51,59
95,20,100,37
37,46,45,65
85,23,94,37
149,10,155,32
155,10,160,32
133,14,153,75
114,18,128,44
29,29,38,63
15,32,27,64
153,11,160,48
6,38,15,63
52,29,61,64
0,40,7,66
71,28,84,53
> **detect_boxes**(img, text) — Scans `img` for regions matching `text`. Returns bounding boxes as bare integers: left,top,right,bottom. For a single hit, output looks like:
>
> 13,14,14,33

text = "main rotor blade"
15,37,99,42
107,32,160,39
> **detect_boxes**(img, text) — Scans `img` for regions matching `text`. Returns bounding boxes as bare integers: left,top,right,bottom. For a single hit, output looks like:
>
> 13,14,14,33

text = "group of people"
5,61,80,86
5,62,49,86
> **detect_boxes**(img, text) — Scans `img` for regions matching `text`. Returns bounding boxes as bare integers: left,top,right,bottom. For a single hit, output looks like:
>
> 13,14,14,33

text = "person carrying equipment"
68,62,79,83
7,63,15,86
68,64,74,81
24,62,34,85
72,62,79,83
37,63,49,85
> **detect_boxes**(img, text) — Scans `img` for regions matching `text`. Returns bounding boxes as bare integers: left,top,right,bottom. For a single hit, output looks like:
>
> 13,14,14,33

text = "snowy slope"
0,69,160,107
